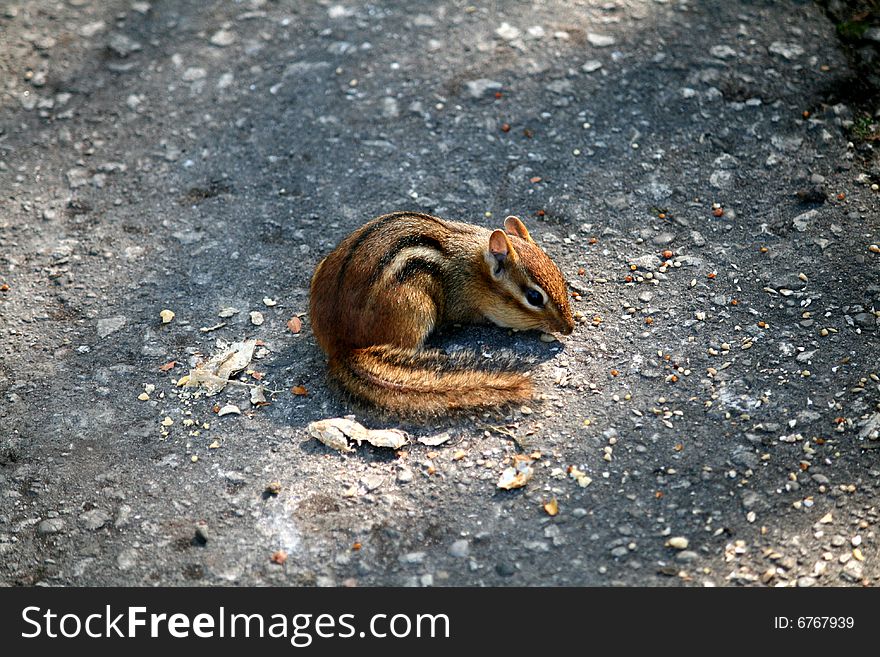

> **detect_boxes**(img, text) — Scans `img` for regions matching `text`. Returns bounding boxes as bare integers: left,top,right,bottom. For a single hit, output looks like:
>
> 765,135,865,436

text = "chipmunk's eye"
525,288,545,308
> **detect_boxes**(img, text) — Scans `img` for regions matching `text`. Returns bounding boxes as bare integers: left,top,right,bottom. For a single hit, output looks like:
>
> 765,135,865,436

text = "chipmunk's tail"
329,345,533,414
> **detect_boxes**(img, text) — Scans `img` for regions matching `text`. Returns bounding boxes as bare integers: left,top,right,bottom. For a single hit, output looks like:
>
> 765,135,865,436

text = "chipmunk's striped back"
309,211,574,414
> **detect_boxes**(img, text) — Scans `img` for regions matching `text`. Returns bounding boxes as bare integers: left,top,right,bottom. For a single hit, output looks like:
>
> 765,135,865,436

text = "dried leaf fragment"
497,454,534,490
287,316,303,334
250,385,268,406
309,421,353,452
354,428,408,449
159,309,175,324
307,417,409,452
217,404,241,416
568,465,592,487
543,497,559,516
185,339,256,395
418,432,452,446
199,322,226,333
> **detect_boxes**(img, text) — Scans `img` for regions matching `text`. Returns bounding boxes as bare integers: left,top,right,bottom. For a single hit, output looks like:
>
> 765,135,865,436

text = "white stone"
587,33,615,47
768,42,804,60
709,45,737,59
710,170,733,189
464,78,502,98
182,67,207,81
80,21,106,37
210,29,235,47
526,26,545,39
97,316,126,338
448,540,470,558
496,22,521,41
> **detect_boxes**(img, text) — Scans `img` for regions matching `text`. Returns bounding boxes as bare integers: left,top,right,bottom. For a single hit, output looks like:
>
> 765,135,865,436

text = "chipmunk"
308,211,574,414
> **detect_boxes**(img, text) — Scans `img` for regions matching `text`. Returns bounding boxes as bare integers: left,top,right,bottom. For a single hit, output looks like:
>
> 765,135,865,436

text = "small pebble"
399,552,426,565
448,540,470,558
496,562,516,577
182,67,207,82
37,518,65,535
194,524,210,544
80,508,111,531
210,29,235,47
666,536,689,549
117,549,138,570
587,32,615,47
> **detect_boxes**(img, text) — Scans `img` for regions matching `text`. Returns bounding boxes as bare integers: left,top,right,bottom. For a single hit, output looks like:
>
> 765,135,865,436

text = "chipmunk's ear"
504,215,534,243
487,229,515,277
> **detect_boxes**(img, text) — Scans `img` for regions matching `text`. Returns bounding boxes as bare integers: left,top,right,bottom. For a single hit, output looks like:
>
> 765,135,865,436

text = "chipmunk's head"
480,216,575,335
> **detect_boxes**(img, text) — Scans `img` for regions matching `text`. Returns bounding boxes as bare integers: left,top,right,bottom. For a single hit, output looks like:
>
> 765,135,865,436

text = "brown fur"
330,346,533,414
309,211,574,414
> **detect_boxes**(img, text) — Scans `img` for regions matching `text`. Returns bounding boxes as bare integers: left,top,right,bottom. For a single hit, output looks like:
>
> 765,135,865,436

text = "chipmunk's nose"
558,314,575,335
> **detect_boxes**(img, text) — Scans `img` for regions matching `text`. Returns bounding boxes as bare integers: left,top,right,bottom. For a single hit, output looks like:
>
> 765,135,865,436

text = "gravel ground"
1,0,879,587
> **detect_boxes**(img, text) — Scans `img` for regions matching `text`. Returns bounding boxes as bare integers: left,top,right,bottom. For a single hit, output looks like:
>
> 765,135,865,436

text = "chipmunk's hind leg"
364,274,443,350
